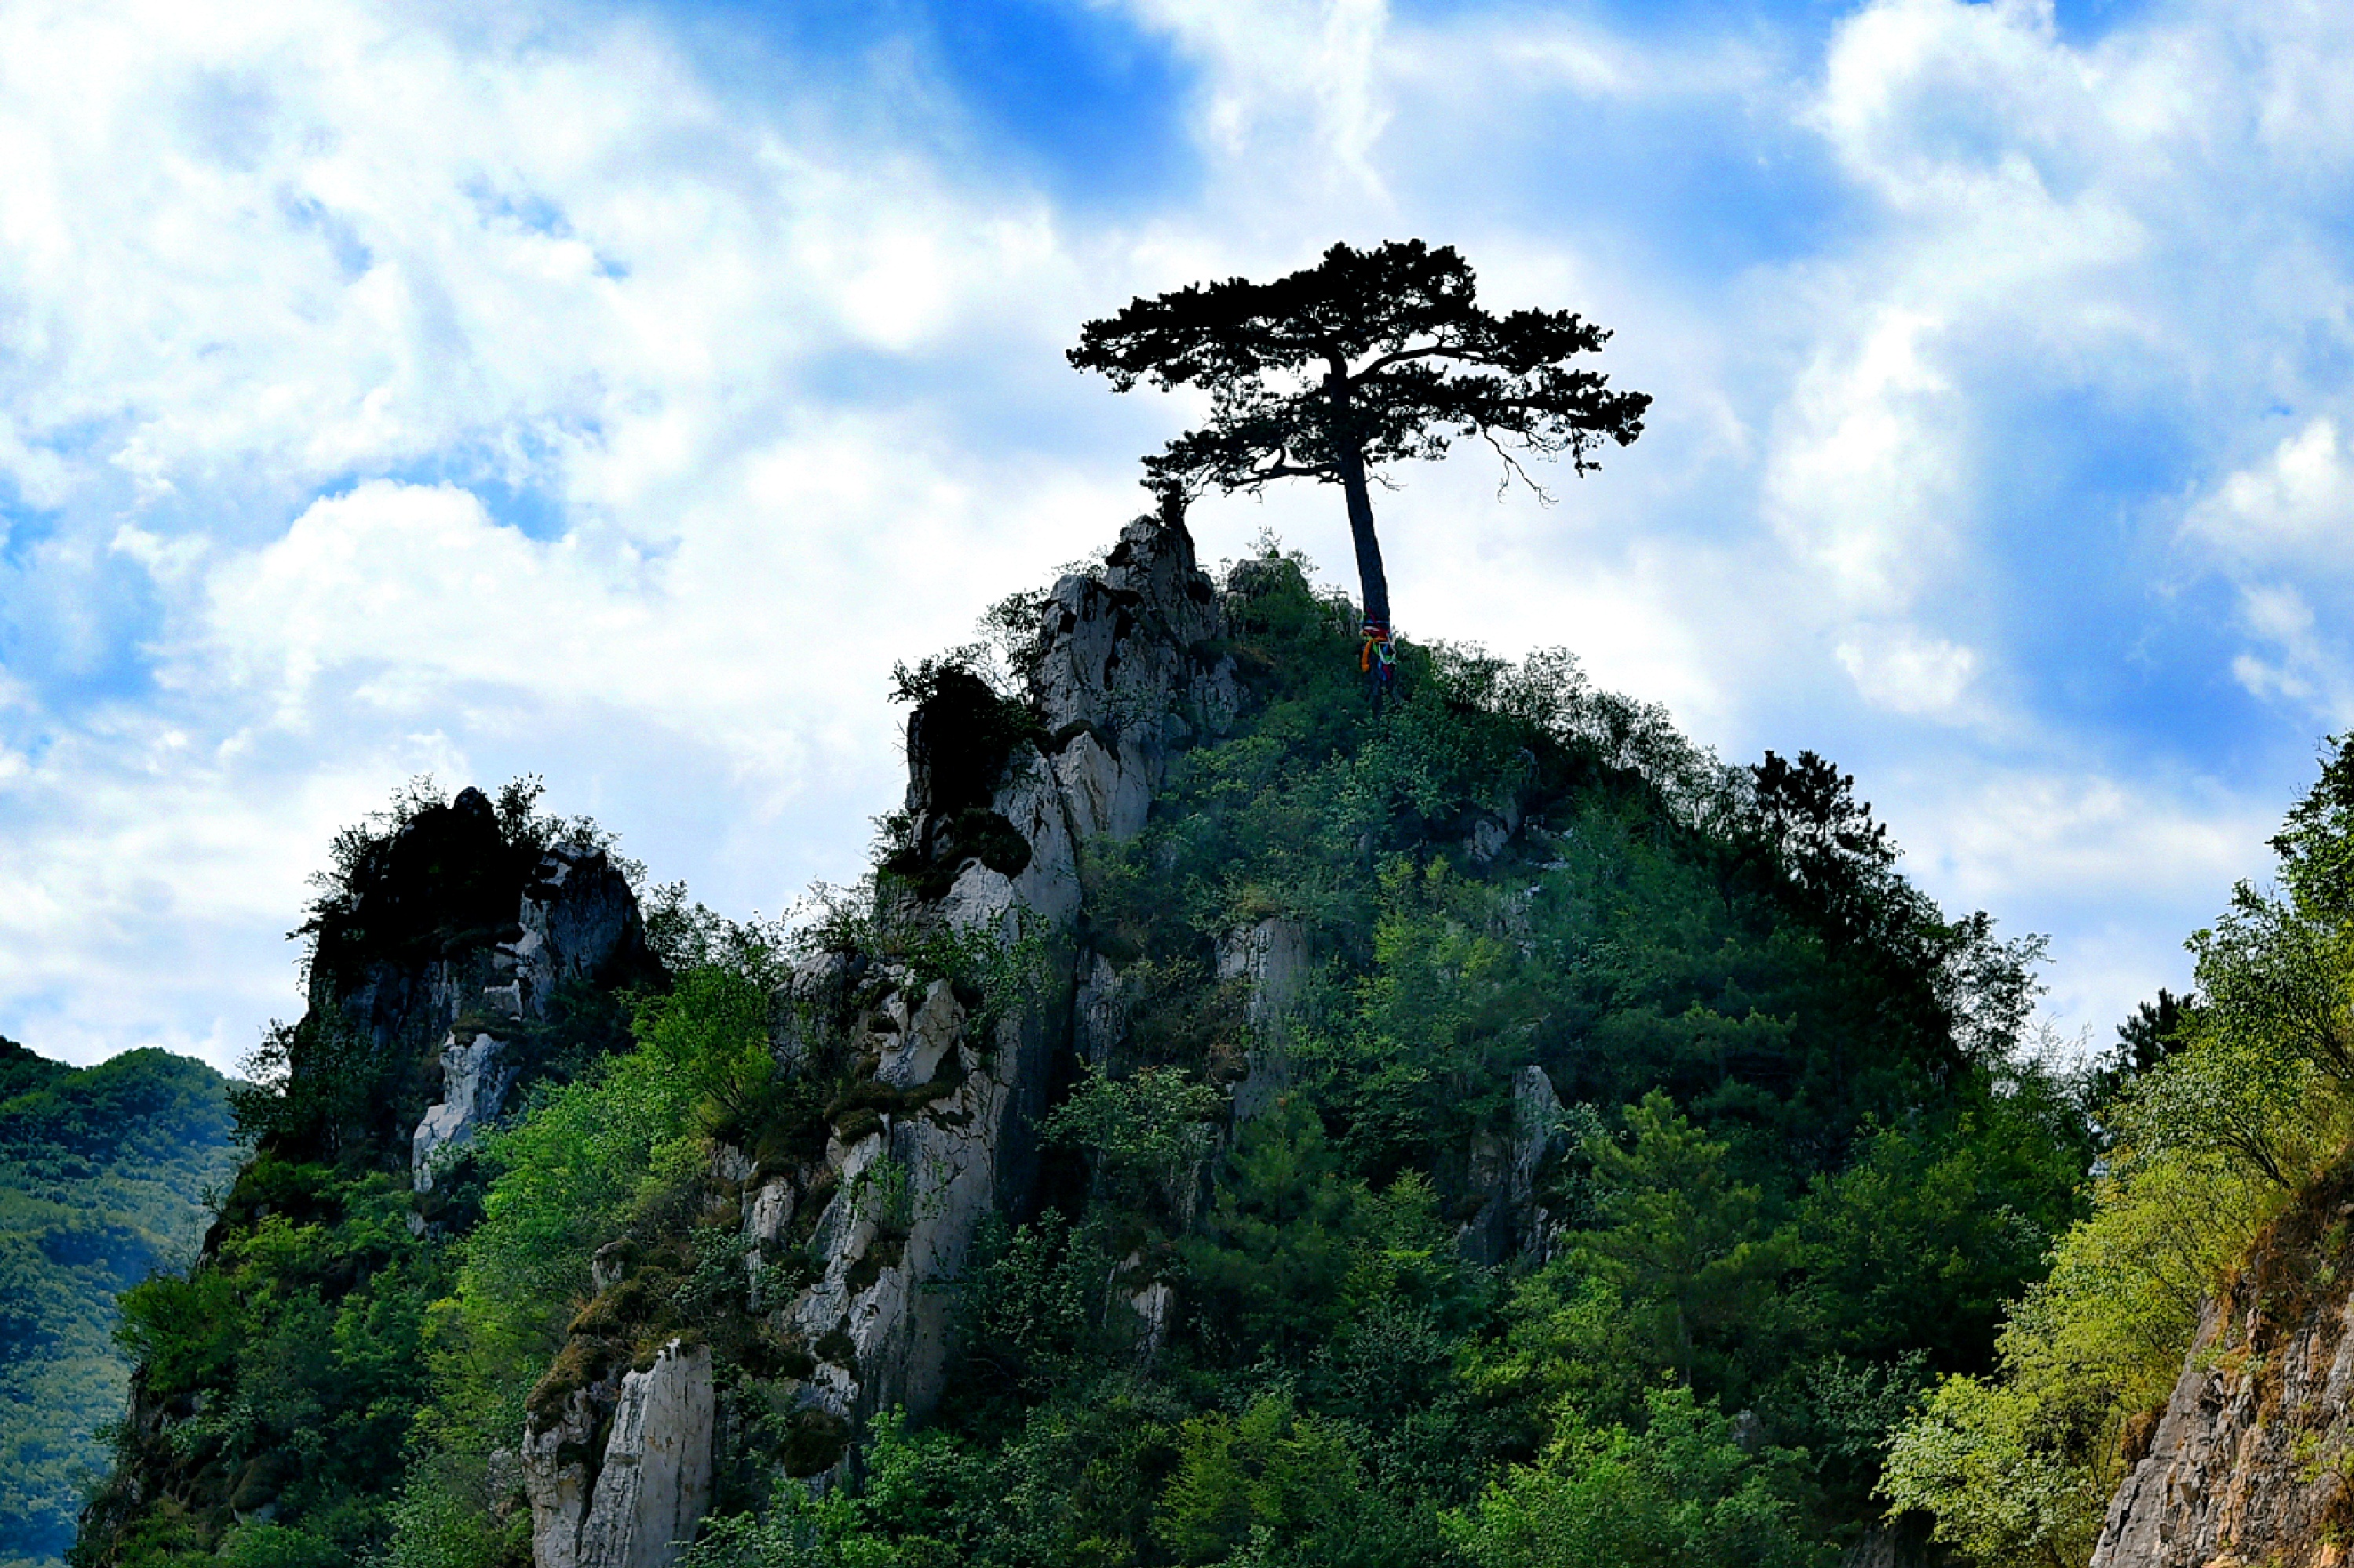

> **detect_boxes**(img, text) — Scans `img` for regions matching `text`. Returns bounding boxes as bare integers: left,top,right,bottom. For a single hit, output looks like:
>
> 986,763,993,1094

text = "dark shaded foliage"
881,661,1046,899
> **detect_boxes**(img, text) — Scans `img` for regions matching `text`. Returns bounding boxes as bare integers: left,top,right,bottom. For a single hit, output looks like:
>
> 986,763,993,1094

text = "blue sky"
2,0,2350,1069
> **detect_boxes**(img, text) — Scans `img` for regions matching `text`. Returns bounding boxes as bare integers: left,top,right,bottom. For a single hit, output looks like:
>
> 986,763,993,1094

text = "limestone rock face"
2093,1200,2354,1568
1035,518,1239,826
1218,918,1313,1121
1075,953,1126,1067
876,980,962,1089
411,1030,517,1191
745,1179,796,1247
785,950,1086,1428
1838,1519,1936,1568
1053,728,1152,844
411,846,648,1188
575,1342,714,1568
1217,919,1314,1032
521,1386,604,1568
2090,1281,2354,1563
527,1341,713,1568
505,848,647,1016
1459,1066,1569,1265
1130,1274,1175,1365
993,747,1083,928
773,516,1238,1442
1508,1066,1565,1220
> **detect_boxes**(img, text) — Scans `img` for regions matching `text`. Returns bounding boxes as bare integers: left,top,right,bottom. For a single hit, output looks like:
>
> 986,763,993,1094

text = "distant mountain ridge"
0,1037,241,1568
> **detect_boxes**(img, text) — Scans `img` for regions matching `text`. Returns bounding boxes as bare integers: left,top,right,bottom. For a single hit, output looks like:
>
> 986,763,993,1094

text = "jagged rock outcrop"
1036,517,1238,745
1460,1065,1570,1266
526,1340,713,1568
412,844,650,1189
520,516,1244,1566
2092,1176,2354,1567
776,516,1239,1431
76,790,665,1565
411,1030,516,1191
513,516,1626,1556
1217,918,1313,1121
297,789,651,1168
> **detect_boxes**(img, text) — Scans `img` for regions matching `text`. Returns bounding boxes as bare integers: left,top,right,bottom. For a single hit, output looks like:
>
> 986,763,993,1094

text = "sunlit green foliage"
395,962,787,1567
1885,734,2354,1565
1568,1091,1794,1386
883,548,2081,1563
1445,1387,1827,1568
98,1164,435,1565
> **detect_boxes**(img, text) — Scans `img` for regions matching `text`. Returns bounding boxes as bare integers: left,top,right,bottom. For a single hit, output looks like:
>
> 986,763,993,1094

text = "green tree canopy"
1068,239,1650,630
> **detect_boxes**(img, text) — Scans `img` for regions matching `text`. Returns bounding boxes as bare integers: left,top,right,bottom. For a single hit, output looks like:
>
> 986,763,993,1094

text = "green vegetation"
1881,738,2354,1566
0,1040,240,1568
646,549,2087,1568
71,545,2133,1568
70,782,668,1568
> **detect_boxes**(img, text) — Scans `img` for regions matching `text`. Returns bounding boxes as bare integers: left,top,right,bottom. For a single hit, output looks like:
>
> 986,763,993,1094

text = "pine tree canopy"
1069,239,1651,629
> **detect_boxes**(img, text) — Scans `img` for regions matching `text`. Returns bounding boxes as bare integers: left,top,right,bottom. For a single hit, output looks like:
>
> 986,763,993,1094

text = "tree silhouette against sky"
1070,239,1651,637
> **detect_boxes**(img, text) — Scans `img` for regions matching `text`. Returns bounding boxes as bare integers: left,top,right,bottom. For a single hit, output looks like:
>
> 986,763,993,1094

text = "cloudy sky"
2,0,2348,1070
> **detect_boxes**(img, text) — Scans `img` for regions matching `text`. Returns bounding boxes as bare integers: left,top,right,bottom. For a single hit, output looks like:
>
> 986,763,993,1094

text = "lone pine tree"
1069,238,1651,636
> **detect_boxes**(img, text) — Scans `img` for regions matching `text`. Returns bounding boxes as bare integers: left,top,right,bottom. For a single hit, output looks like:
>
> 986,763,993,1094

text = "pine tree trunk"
1326,370,1391,629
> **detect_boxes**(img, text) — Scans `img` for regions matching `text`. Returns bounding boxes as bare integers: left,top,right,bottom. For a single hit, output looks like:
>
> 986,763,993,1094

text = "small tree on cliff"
1068,239,1651,636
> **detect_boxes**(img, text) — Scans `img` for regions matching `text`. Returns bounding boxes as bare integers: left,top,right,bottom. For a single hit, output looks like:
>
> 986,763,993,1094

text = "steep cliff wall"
521,515,1244,1566
297,786,655,1170
2093,1165,2354,1567
786,515,1236,1423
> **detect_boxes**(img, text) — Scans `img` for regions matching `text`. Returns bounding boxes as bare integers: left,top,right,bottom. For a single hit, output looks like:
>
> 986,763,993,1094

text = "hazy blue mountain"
0,1038,241,1568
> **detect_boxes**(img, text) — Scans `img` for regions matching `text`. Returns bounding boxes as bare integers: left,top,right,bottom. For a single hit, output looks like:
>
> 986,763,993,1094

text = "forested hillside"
0,1040,239,1568
74,518,2106,1568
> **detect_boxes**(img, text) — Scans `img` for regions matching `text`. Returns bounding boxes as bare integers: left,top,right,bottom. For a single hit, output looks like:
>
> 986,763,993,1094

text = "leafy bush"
1445,1387,1827,1568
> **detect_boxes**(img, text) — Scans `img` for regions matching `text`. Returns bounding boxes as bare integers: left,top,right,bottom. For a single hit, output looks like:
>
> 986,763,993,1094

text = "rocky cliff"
2093,1166,2354,1567
507,513,1586,1567
516,514,1254,1566
294,782,656,1179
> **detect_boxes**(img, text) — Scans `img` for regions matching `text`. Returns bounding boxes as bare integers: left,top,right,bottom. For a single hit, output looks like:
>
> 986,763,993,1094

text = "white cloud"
1903,768,2257,909
0,0,1074,537
0,0,1110,1065
2189,418,2354,567
1117,0,1393,189
2184,421,2354,721
5,0,2352,1074
1881,763,2276,1035
0,719,469,1066
1765,308,1964,609
1835,625,1982,720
